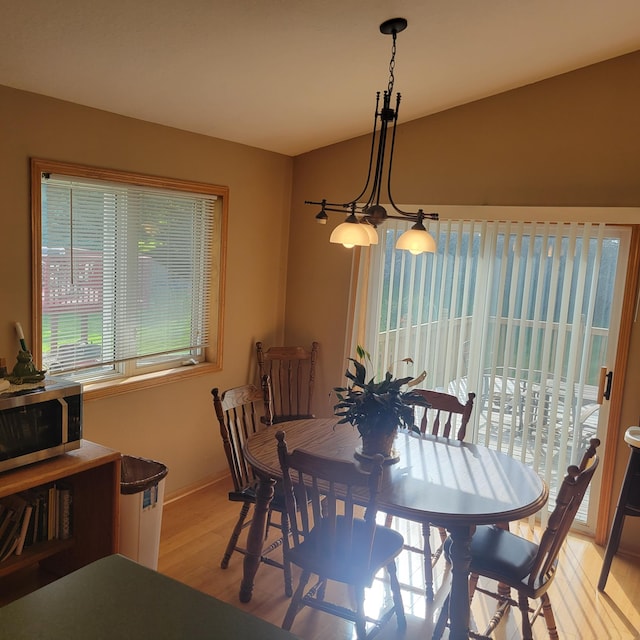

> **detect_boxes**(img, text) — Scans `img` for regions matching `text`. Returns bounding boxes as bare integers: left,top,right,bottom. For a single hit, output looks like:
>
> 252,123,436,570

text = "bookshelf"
0,440,120,600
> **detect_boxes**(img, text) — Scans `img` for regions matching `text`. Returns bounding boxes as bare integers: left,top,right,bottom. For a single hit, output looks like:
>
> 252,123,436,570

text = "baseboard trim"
163,471,229,505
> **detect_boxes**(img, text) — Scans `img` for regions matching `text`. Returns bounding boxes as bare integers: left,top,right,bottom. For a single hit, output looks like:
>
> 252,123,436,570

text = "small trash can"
119,454,168,570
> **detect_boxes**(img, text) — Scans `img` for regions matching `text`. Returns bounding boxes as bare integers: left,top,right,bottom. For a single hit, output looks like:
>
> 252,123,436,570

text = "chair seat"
287,516,405,586
228,482,287,511
463,525,538,583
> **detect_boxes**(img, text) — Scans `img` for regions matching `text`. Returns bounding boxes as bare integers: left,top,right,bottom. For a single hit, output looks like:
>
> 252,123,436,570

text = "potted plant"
333,346,428,462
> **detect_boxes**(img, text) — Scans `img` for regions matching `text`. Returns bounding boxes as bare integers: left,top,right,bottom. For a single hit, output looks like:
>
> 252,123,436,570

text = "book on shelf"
56,483,73,540
14,503,34,556
36,486,49,544
0,537,19,561
0,481,75,561
0,504,13,543
47,484,58,541
21,488,40,549
0,495,28,561
23,485,50,548
0,506,16,557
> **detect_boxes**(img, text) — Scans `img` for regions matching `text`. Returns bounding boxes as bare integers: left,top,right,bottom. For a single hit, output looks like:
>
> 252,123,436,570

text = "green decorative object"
8,350,46,384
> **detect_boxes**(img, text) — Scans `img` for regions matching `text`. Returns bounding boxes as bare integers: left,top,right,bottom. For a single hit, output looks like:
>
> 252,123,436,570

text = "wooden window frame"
30,158,228,399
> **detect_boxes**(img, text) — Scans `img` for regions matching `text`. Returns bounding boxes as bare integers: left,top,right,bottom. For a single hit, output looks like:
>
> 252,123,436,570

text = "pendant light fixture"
306,17,438,254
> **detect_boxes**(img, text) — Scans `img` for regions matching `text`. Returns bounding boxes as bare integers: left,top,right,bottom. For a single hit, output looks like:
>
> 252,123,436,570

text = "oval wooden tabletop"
244,418,549,527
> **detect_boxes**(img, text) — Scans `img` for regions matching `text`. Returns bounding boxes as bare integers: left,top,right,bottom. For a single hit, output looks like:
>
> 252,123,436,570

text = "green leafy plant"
333,347,428,439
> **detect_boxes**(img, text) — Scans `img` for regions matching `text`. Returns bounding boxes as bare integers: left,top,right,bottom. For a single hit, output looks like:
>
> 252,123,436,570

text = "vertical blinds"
41,173,215,374
356,218,626,522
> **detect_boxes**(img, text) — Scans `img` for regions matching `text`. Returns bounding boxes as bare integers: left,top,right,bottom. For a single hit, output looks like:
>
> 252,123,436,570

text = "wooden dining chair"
384,389,476,600
256,341,319,424
433,437,600,640
412,389,476,439
211,377,292,596
275,429,406,640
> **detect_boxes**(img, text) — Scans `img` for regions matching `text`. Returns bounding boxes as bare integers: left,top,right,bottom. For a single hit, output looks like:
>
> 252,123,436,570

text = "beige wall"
2,49,640,552
0,85,293,495
287,51,640,552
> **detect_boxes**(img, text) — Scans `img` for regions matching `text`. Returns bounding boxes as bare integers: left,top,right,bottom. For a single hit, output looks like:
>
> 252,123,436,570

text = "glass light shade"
330,221,371,248
362,223,379,245
395,228,436,255
315,210,328,224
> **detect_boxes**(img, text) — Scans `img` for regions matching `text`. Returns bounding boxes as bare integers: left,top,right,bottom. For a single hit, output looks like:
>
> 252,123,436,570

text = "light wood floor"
157,480,640,639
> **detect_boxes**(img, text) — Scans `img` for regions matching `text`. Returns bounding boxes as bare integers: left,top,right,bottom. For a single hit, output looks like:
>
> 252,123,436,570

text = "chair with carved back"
275,429,406,639
384,388,476,600
211,376,292,596
433,438,601,640
256,341,319,424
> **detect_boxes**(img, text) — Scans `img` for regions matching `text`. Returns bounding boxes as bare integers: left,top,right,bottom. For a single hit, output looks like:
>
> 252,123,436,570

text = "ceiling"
2,0,640,156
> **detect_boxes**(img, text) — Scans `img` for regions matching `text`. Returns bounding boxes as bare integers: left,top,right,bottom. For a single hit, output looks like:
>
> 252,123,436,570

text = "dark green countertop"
0,554,300,639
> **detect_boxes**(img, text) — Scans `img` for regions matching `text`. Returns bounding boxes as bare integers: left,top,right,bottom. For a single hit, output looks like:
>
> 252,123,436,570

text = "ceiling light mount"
379,16,408,36
306,17,438,254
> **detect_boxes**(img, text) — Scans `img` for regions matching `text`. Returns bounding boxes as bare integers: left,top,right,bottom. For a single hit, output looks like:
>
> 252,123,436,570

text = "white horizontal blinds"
363,218,622,523
41,174,215,375
112,188,214,367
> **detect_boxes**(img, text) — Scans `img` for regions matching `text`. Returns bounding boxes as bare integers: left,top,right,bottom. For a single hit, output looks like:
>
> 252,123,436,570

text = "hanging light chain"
388,31,397,95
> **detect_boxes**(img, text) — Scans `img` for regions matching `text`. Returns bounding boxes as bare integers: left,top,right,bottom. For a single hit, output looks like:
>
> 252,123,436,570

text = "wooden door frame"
595,225,640,545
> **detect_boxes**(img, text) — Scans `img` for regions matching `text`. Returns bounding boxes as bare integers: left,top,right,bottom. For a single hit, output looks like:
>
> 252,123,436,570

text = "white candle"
14,322,28,351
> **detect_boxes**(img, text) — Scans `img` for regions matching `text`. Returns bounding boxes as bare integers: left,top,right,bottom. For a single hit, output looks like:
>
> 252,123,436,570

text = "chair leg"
497,579,512,610
384,512,393,528
221,502,251,569
481,594,512,637
282,569,311,631
518,591,534,640
437,526,448,546
316,577,328,601
434,526,448,565
354,586,367,639
432,592,450,640
266,509,273,539
387,561,407,630
598,504,627,591
422,522,435,600
279,510,293,597
468,572,479,602
541,592,559,639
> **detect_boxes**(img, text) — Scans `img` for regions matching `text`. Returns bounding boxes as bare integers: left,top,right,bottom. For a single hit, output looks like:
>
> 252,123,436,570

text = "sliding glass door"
356,217,630,531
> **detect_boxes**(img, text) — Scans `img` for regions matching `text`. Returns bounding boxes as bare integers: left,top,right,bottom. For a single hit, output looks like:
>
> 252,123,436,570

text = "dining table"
242,417,548,640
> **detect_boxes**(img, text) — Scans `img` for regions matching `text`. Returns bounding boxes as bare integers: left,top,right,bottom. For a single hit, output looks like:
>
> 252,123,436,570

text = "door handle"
597,366,613,403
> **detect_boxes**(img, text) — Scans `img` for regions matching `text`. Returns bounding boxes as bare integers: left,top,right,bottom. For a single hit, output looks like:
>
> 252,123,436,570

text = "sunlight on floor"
350,517,640,640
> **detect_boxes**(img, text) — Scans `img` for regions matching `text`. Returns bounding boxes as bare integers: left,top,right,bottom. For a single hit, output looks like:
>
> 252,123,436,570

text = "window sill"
82,362,219,401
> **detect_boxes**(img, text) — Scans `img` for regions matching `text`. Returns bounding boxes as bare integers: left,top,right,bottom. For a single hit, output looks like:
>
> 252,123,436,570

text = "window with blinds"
32,159,227,384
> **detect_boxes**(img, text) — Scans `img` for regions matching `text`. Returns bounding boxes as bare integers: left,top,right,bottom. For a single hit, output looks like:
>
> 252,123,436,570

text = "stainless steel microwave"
0,378,82,473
